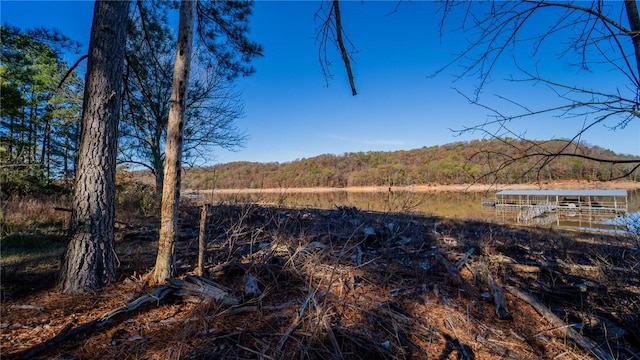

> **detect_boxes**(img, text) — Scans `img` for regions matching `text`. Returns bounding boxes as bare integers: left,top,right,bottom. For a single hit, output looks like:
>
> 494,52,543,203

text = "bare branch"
438,1,639,182
315,0,358,95
57,54,88,89
333,0,357,95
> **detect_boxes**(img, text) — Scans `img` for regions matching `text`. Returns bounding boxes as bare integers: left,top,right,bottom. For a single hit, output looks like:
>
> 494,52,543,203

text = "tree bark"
59,0,129,294
625,0,640,82
153,0,195,283
196,204,209,276
153,148,164,195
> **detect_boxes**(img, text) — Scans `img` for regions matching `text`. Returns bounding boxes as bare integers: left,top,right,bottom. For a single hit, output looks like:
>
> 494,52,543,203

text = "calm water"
204,189,639,229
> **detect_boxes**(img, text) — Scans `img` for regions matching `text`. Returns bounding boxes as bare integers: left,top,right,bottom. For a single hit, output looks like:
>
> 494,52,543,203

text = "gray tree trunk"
59,0,129,294
153,147,164,195
153,0,195,283
625,0,640,79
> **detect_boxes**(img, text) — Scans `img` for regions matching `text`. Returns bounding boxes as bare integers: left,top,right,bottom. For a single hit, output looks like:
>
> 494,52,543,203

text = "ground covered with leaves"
2,202,639,359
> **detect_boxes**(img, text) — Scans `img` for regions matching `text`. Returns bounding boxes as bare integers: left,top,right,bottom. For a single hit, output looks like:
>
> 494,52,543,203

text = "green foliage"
116,178,160,216
196,0,263,79
139,193,159,215
0,165,71,199
0,25,83,192
177,139,640,189
0,194,70,245
1,165,46,198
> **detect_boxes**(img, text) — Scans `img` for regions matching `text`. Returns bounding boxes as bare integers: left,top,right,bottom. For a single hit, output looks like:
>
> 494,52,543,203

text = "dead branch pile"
3,203,639,359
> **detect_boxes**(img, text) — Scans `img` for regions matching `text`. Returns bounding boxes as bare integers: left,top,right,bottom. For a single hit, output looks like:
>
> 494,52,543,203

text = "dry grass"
1,196,71,279
1,196,71,235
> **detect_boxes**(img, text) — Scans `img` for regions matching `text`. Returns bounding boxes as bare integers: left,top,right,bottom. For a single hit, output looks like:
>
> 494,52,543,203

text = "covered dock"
493,189,628,227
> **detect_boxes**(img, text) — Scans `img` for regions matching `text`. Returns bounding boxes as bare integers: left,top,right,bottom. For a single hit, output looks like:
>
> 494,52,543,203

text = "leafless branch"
438,1,639,182
57,54,88,89
315,0,358,95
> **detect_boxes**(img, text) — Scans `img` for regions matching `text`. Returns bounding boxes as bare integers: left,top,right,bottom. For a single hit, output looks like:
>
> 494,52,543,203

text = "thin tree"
59,0,130,294
120,1,247,193
153,0,261,282
154,0,196,283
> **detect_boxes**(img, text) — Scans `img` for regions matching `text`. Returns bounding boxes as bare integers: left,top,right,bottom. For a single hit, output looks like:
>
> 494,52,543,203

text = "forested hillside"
178,139,640,189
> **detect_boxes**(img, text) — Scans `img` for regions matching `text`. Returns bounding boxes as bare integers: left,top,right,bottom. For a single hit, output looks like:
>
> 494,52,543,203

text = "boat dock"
491,189,628,227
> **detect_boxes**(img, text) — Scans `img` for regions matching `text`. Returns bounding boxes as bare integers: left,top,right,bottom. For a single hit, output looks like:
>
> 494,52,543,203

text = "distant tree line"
178,139,640,190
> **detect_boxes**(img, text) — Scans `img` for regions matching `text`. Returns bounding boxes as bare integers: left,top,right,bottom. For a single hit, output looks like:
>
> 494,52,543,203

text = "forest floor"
1,198,640,359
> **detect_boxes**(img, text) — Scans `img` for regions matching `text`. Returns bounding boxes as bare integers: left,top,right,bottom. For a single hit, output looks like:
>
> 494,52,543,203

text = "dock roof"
495,189,628,197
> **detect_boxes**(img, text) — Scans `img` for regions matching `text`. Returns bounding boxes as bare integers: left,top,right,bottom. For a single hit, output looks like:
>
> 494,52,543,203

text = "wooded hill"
177,138,639,189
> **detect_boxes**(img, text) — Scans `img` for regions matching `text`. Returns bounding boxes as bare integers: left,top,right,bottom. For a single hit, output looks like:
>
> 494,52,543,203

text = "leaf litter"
2,202,639,359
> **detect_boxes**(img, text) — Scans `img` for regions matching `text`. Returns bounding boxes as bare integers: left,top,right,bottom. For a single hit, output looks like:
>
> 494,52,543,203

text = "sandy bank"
187,180,640,195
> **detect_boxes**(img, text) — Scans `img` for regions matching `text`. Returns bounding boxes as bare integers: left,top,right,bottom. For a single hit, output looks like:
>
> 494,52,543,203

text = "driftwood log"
433,251,474,297
168,274,240,305
484,270,511,320
477,260,511,320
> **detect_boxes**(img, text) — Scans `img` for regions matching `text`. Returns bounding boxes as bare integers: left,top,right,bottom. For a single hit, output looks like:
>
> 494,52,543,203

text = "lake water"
201,189,639,231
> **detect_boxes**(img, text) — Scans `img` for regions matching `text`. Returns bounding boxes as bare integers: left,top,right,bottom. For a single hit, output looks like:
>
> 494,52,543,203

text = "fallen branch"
20,285,173,359
444,318,473,360
159,299,299,323
475,335,530,360
509,264,541,273
168,275,239,305
98,285,173,320
8,304,44,311
433,252,474,297
556,259,630,274
276,289,316,352
485,270,511,320
505,286,612,360
433,252,465,286
455,247,475,269
478,260,511,320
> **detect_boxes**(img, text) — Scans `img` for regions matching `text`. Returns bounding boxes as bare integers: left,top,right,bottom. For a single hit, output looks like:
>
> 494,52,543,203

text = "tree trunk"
153,0,195,283
27,101,36,165
59,0,129,294
153,148,164,195
63,136,70,179
8,115,14,162
625,0,640,81
40,108,52,180
196,204,209,276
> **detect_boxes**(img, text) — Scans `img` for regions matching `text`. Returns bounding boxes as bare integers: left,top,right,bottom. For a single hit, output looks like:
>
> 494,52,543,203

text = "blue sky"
2,0,639,164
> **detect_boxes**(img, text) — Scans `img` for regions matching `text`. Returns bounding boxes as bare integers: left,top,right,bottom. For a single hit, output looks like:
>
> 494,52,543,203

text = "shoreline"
187,180,640,195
